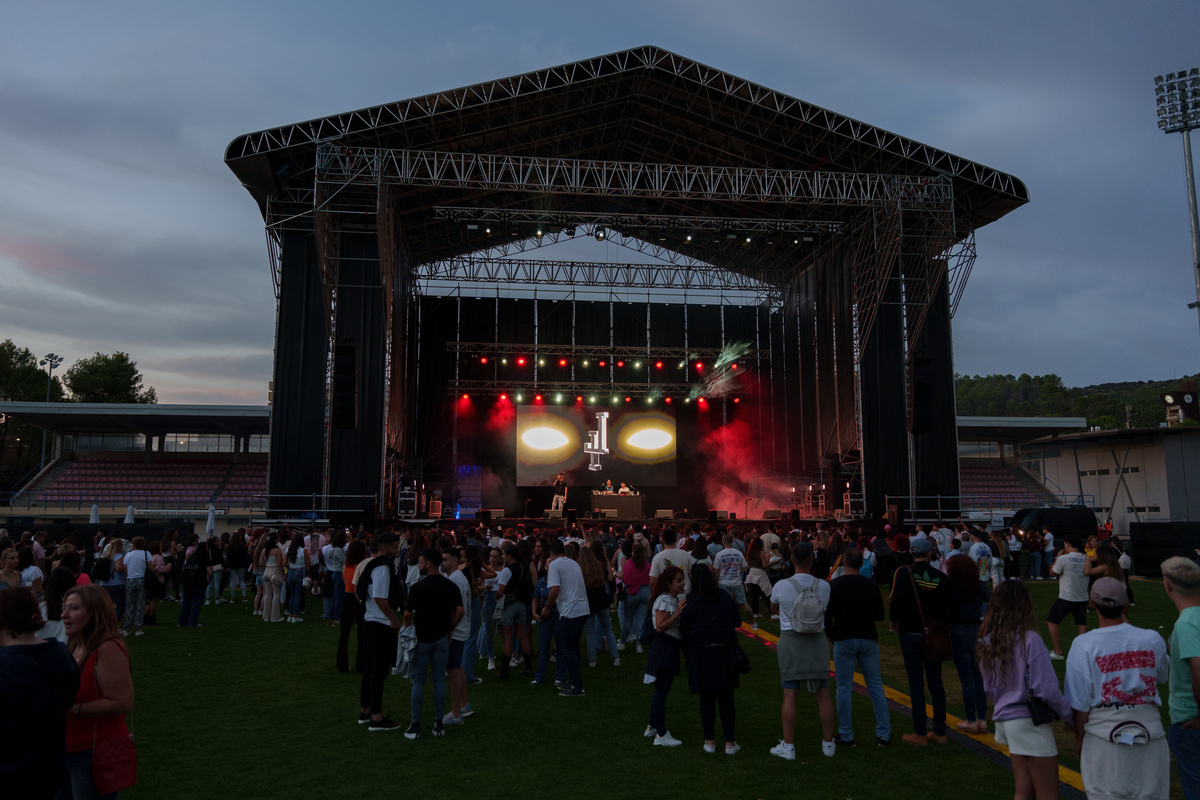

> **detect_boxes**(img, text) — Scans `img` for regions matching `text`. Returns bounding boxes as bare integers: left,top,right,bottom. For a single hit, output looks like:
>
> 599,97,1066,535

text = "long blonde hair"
975,580,1035,680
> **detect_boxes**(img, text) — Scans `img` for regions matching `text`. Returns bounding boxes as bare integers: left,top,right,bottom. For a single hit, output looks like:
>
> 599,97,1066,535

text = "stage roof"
0,402,269,437
225,45,1028,271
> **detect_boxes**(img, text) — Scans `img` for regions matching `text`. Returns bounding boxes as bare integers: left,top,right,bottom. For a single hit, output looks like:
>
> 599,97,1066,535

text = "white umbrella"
123,504,135,524
206,503,216,537
89,504,100,524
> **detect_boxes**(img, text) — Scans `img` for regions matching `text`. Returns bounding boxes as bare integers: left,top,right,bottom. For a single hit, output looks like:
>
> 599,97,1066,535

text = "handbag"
906,567,952,662
91,661,137,794
1024,640,1061,726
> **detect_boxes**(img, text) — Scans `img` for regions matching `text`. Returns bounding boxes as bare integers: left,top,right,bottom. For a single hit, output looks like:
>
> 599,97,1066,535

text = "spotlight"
566,227,576,237
517,357,526,366
731,363,738,370
744,236,751,244
617,361,624,368
539,359,545,366
589,396,596,403
535,394,542,401
535,228,544,239
501,358,507,365
595,226,606,241
559,359,568,367
684,398,691,403
612,397,619,404
599,360,606,367
485,226,492,234
462,394,469,400
733,398,740,403
655,361,663,369
500,394,507,400
480,357,488,364
793,238,799,245
555,393,562,402
686,233,693,242
678,360,685,368
696,362,703,371
583,359,589,366
646,396,653,403
634,361,641,368
624,397,631,403
576,396,582,402
515,394,523,401
665,397,672,404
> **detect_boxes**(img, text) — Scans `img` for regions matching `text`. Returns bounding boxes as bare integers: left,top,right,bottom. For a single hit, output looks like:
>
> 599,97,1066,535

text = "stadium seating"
958,460,1046,506
33,456,267,507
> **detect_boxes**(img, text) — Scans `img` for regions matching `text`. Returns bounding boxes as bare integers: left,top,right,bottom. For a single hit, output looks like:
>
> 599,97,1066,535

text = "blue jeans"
556,615,586,690
101,584,125,622
55,748,117,800
478,592,497,659
1169,722,1200,800
898,631,946,736
323,570,344,621
286,568,305,615
1025,550,1042,579
586,608,619,662
462,594,482,682
410,636,450,723
950,623,987,723
177,582,203,627
535,616,566,682
622,585,650,642
832,638,892,742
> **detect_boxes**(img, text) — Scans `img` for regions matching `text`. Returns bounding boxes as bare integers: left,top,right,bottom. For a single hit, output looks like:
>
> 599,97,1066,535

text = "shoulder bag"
906,567,952,662
1024,638,1061,726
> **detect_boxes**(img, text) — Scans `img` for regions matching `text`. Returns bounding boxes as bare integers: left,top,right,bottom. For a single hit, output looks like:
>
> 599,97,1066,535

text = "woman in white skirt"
977,580,1073,800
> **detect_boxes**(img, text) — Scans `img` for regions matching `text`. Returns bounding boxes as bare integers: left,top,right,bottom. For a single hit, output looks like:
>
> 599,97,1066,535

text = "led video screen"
516,406,677,487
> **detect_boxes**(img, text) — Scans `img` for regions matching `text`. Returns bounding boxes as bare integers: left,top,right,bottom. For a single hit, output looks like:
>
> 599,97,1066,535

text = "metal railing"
886,494,1097,523
0,491,377,517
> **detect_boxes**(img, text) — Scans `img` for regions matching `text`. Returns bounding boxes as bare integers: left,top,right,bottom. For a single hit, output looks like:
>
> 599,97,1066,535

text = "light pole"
1155,69,1200,339
38,353,63,470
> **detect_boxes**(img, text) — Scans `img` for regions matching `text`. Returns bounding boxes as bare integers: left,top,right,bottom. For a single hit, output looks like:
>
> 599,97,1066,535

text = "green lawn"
120,579,1183,800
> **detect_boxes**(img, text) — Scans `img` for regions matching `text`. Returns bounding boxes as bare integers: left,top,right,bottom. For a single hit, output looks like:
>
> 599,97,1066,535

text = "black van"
1008,506,1100,542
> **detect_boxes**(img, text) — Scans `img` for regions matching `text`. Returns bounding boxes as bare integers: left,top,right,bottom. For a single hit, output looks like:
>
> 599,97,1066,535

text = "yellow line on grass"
737,624,1084,792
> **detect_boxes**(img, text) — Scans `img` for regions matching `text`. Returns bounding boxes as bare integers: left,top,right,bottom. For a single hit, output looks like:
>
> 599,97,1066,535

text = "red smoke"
484,399,515,433
696,417,770,517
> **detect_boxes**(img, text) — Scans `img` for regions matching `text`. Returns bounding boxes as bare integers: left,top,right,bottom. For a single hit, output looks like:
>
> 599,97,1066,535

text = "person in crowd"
649,527,696,594
824,547,891,747
976,580,1072,800
1,545,22,589
888,537,950,746
892,533,914,573
177,533,212,628
19,545,46,597
204,536,225,605
337,538,369,674
580,544,619,668
322,532,347,626
621,540,652,651
946,552,990,734
402,547,463,739
769,542,836,760
966,529,992,590
743,538,773,618
121,537,150,637
1064,577,1169,799
531,556,566,686
678,564,741,754
459,546,484,686
37,567,77,644
872,527,896,585
441,547,473,726
60,585,135,800
1162,556,1200,799
478,547,502,672
356,532,404,732
158,529,180,601
1047,536,1089,660
1084,543,1127,601
714,532,756,631
644,564,686,746
0,586,80,800
94,534,127,622
224,533,250,604
284,533,309,624
144,542,167,626
1005,528,1022,580
989,530,1009,588
1025,528,1044,580
494,543,534,680
540,538,588,697
1042,527,1057,580
257,531,284,623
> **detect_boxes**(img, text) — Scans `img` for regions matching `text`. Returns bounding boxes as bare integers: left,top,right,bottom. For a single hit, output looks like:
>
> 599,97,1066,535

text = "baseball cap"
1089,576,1127,609
911,538,934,554
375,531,400,544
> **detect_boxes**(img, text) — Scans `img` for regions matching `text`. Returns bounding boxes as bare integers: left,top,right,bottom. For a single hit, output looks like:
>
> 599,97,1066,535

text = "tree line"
0,339,156,490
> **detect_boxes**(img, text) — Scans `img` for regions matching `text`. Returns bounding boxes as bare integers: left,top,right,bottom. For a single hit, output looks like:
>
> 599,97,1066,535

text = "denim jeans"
286,568,305,615
1169,722,1200,799
535,616,566,682
950,623,987,723
227,567,248,599
177,582,203,627
556,615,586,690
898,631,946,736
206,568,224,601
360,621,397,715
462,594,482,682
323,570,344,621
410,635,450,723
622,585,650,642
1026,550,1043,579
832,638,892,741
337,592,365,673
478,591,497,659
101,584,125,622
585,608,619,662
55,748,116,800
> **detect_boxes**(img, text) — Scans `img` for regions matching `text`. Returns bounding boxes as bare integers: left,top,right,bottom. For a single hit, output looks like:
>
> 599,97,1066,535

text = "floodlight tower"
1155,68,1200,338
38,353,63,470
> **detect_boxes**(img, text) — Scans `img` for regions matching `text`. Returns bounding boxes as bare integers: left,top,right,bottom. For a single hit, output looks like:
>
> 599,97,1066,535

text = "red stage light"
617,361,624,368
733,398,740,403
655,361,663,369
559,359,567,367
624,397,631,403
599,360,606,367
731,363,737,370
500,394,507,400
665,397,672,404
535,394,542,401
696,362,703,371
462,394,469,400
576,396,582,402
480,357,488,364
517,357,526,366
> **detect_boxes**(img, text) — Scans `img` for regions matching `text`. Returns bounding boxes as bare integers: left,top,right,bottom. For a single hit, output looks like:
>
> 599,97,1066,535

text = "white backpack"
784,576,825,634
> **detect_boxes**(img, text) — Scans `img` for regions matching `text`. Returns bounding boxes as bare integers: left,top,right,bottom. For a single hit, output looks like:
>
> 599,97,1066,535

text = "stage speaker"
716,510,729,520
655,509,674,519
479,509,491,524
332,344,358,429
789,509,800,523
764,509,783,519
567,509,577,524
909,356,932,435
729,512,736,520
545,509,563,519
428,500,442,518
708,509,718,523
604,510,619,519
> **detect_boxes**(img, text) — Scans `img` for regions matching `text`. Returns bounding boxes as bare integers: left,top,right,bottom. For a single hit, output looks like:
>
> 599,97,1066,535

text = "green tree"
0,340,66,489
63,352,157,404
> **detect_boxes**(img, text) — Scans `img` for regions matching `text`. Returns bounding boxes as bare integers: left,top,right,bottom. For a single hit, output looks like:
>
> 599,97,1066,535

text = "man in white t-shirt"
1048,536,1090,659
442,547,473,726
967,530,992,586
649,528,695,593
1042,527,1056,567
543,539,588,696
713,532,755,629
1065,577,1169,798
760,525,781,553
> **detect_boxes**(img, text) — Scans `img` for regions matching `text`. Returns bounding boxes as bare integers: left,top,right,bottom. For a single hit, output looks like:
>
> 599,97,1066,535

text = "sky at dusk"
1,1,1198,403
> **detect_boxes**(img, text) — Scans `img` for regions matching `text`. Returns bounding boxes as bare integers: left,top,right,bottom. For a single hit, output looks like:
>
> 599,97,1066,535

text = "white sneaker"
725,743,740,755
654,732,682,747
822,740,836,757
636,643,643,654
703,742,717,754
644,726,656,738
770,741,796,761
1049,652,1065,661
588,660,597,668
487,658,495,671
751,622,759,631
617,641,626,651
770,614,780,620
613,658,621,667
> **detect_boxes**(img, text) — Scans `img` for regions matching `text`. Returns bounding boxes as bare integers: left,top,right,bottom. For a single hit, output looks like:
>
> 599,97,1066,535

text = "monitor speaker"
655,509,674,519
604,510,618,519
567,509,577,524
545,509,562,519
790,509,800,523
332,344,358,429
764,509,783,519
428,499,443,517
716,510,729,520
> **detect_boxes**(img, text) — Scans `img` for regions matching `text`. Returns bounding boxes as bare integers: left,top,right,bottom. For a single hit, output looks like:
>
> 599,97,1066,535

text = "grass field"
119,578,1184,800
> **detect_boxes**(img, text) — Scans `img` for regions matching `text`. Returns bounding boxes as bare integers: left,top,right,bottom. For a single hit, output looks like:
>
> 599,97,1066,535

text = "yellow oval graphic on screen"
522,427,570,450
616,413,676,464
625,429,673,451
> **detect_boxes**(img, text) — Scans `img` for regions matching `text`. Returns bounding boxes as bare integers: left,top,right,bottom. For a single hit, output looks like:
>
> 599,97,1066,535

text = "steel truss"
316,145,954,206
447,342,768,359
433,206,840,235
446,380,747,396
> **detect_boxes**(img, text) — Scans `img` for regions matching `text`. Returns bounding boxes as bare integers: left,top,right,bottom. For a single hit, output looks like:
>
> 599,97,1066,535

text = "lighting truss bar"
447,380,747,396
316,145,954,206
419,257,779,297
447,342,768,359
433,206,840,235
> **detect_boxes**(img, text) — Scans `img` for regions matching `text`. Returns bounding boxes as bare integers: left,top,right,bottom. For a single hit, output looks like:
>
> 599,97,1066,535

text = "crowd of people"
1,515,1197,799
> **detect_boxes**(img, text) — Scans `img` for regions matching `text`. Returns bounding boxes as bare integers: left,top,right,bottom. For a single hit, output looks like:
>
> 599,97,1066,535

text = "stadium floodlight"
1154,68,1200,340
37,353,63,469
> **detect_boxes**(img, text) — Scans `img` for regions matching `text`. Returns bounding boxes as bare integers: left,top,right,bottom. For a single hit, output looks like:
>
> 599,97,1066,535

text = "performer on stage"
552,472,568,511
601,479,614,494
618,482,633,495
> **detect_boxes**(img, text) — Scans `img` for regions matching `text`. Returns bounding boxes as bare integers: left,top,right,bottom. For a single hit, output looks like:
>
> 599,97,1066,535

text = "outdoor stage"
224,46,1027,526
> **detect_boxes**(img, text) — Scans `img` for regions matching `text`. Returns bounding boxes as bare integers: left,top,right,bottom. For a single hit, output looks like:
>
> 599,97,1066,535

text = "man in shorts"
713,532,755,630
441,547,473,726
1047,536,1088,660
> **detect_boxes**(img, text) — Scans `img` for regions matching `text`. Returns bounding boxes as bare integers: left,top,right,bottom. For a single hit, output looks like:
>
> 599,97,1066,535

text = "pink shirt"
621,560,652,591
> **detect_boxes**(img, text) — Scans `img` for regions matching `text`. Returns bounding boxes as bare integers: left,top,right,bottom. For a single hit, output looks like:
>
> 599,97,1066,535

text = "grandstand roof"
0,402,269,437
957,415,1087,444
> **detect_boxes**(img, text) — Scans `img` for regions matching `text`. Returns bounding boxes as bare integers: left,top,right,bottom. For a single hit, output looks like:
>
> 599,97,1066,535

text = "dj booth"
590,492,644,518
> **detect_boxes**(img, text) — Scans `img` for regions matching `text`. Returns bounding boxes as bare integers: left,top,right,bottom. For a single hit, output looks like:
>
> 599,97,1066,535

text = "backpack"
505,562,533,603
356,555,406,610
784,576,826,634
92,556,112,582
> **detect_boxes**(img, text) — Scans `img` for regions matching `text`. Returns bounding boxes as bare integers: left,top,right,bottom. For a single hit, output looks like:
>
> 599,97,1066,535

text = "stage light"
655,361,663,369
617,361,624,368
535,394,542,401
535,227,544,238
684,398,690,403
517,357,526,366
744,236,751,244
539,359,545,366
686,233,693,242
480,357,488,364
612,397,619,404
646,397,653,403
582,359,589,366
793,238,799,245
624,397,631,403
500,394,507,400
555,393,563,402
462,394,469,400
516,394,523,401
731,363,738,370
665,397,672,404
485,227,492,234
678,360,685,368
599,360,606,367
589,396,596,403
501,358,508,365
696,362,703,371
733,398,740,404
634,361,641,368
595,226,606,241
566,227,577,237
576,396,582,402
559,359,567,367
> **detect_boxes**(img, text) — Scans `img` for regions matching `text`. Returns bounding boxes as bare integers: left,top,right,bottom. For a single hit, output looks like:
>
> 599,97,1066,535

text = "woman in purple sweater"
977,580,1073,800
